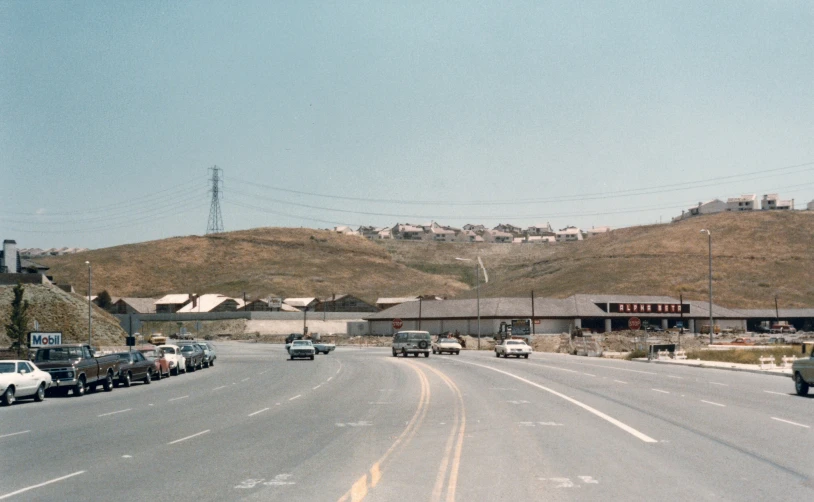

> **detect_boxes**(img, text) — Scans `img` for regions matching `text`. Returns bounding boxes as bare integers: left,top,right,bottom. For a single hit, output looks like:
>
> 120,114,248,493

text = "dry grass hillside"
0,284,127,347
38,228,469,302
36,211,814,309
381,211,814,308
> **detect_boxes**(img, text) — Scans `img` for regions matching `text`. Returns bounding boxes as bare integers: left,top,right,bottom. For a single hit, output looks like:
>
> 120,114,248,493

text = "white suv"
392,331,432,358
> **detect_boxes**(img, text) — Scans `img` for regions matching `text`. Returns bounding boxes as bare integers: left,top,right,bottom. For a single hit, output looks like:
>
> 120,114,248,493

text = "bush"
626,349,647,360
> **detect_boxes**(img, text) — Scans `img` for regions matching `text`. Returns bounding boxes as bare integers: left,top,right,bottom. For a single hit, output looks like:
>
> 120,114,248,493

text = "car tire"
290,355,294,360
1,386,15,406
123,372,132,387
103,373,114,392
171,367,178,376
425,352,430,358
402,349,408,357
495,351,500,357
190,363,196,372
524,354,529,359
144,371,151,384
392,349,397,357
74,378,86,397
34,383,46,402
310,355,315,360
795,373,810,396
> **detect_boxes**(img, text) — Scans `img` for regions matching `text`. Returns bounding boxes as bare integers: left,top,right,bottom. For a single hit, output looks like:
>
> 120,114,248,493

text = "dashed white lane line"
652,389,670,394
667,375,683,380
710,382,729,387
313,384,322,390
613,380,628,384
562,362,658,376
700,400,725,407
0,430,30,439
97,408,132,417
259,370,269,375
527,363,581,374
289,394,302,401
248,408,270,417
327,377,333,382
764,391,789,396
213,385,227,391
771,417,810,429
453,359,657,443
582,373,596,377
169,395,189,402
0,471,86,500
167,430,211,445
241,378,250,382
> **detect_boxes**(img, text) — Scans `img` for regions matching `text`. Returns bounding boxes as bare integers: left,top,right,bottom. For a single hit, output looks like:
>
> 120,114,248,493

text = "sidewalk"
632,357,793,378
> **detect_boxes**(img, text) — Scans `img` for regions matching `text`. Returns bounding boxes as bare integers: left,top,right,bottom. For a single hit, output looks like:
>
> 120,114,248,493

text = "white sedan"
432,338,462,355
157,344,187,376
495,339,532,359
0,360,52,405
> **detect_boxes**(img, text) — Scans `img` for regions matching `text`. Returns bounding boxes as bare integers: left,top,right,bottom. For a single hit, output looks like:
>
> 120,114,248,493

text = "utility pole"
418,297,423,330
531,290,536,336
85,261,92,347
775,295,780,321
206,166,224,234
679,292,683,350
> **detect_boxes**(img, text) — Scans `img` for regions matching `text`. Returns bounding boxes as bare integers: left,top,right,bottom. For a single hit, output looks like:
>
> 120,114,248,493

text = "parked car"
195,342,216,367
289,340,315,360
432,337,462,355
392,331,432,357
646,325,664,332
495,339,532,358
158,344,186,376
179,343,205,371
791,350,814,396
0,360,51,406
33,344,120,396
729,337,755,345
114,351,155,387
139,347,171,379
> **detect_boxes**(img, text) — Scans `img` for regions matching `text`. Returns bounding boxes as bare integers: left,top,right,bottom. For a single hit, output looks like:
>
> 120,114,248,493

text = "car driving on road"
791,349,814,396
289,340,315,360
495,339,532,358
432,337,462,355
392,331,432,357
0,360,51,406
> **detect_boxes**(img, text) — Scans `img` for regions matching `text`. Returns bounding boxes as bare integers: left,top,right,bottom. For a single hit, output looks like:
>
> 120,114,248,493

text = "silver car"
289,340,315,360
392,331,432,358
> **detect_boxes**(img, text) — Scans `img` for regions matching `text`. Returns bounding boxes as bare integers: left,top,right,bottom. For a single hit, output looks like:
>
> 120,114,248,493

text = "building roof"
727,194,757,203
284,297,318,308
116,297,157,314
376,297,419,305
155,294,193,305
176,294,244,313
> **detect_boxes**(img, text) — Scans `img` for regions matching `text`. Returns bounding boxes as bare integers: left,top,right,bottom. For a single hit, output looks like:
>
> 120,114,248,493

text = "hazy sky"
2,1,813,249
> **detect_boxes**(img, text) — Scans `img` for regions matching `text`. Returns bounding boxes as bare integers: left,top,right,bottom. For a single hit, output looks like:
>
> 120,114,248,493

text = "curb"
631,358,792,378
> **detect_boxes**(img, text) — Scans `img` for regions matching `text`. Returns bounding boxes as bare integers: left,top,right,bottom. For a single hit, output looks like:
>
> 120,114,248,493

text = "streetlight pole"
456,256,487,350
85,261,92,347
700,229,713,344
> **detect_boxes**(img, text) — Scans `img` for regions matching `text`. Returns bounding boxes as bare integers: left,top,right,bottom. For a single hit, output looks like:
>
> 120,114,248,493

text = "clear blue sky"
2,1,813,249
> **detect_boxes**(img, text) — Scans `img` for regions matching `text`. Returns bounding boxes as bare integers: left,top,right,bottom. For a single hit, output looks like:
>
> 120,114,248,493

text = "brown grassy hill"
381,211,814,308
0,284,127,347
38,228,469,302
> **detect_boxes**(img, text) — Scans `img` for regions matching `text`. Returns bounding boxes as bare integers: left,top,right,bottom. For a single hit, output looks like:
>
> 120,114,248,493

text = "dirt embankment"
0,284,127,348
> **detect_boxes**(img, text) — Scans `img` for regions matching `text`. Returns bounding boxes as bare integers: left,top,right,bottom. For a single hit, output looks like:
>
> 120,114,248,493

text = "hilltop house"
526,223,554,236
484,230,513,243
111,297,157,314
154,294,194,313
585,226,611,238
761,194,794,210
555,226,583,242
673,199,727,222
493,223,523,235
726,194,758,212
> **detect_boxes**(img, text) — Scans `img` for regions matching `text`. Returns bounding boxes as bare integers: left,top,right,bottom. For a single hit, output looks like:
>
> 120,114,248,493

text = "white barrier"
657,350,671,360
674,350,687,360
758,356,776,370
781,355,797,368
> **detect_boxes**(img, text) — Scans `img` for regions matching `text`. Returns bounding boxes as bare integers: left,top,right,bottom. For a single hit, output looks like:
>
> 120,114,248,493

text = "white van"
392,331,432,358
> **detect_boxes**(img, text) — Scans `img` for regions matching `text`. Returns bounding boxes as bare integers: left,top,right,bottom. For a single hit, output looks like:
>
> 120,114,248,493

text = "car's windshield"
507,341,525,345
35,347,83,361
117,354,132,362
162,347,176,354
439,338,456,343
0,362,15,373
292,340,311,346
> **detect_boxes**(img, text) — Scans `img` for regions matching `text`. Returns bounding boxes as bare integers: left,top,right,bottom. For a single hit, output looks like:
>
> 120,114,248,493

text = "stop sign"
392,318,403,329
628,317,641,330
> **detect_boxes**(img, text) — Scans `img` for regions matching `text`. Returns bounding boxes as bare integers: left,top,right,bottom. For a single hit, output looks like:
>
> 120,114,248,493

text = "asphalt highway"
1,342,812,501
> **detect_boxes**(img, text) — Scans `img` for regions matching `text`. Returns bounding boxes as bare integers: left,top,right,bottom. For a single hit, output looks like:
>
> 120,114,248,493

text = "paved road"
1,342,812,501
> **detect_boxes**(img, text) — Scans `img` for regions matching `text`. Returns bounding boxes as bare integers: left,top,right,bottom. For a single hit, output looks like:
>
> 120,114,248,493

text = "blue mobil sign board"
29,332,62,347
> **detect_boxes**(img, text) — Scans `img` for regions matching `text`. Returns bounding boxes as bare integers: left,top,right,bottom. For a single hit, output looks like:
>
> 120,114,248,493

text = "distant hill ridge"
36,212,814,309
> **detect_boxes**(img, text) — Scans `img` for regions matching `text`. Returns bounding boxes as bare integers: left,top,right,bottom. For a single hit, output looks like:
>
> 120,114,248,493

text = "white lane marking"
169,395,189,402
667,375,683,380
527,363,580,374
0,430,30,439
453,359,657,443
771,417,810,429
327,377,333,382
613,380,628,384
275,403,281,406
97,408,132,417
167,430,211,445
289,394,302,401
582,373,596,377
259,370,269,375
652,389,670,394
313,385,322,390
764,391,789,396
248,408,270,417
0,471,85,500
700,400,725,407
213,386,227,391
241,378,250,382
567,362,657,376
122,455,132,458
710,382,729,387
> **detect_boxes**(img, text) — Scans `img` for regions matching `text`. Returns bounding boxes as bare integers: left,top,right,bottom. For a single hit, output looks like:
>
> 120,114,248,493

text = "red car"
139,348,171,379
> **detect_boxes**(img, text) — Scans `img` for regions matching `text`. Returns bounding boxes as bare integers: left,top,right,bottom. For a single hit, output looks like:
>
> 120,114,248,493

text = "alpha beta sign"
609,303,690,314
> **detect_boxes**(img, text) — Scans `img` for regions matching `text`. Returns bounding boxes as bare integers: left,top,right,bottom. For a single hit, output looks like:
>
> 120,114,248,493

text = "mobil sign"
29,332,62,347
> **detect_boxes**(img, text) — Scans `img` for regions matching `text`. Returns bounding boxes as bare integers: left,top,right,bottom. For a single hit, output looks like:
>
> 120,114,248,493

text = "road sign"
392,318,403,329
628,317,641,330
269,297,283,309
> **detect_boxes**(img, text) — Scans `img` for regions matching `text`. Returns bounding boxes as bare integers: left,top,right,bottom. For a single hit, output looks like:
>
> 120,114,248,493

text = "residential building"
585,226,612,238
493,223,523,235
112,297,157,314
393,223,425,241
430,224,456,242
672,199,727,222
283,297,319,311
726,194,757,212
314,294,379,313
463,224,486,232
333,226,360,236
527,235,555,244
808,200,814,211
242,297,299,312
526,223,554,236
761,194,794,210
177,294,244,313
461,230,484,243
483,230,513,243
555,226,583,242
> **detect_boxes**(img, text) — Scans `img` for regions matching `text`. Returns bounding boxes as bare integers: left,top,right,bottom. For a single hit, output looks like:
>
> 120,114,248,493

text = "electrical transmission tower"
206,166,224,234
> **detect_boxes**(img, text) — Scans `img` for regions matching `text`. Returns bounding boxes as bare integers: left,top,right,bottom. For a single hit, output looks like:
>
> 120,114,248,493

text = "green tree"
96,290,113,310
5,283,30,358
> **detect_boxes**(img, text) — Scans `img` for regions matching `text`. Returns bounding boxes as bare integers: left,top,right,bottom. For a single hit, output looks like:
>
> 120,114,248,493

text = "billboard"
268,297,283,309
608,303,689,314
29,332,62,347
